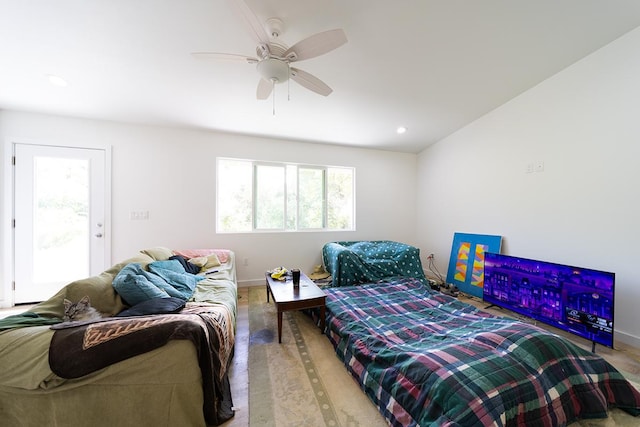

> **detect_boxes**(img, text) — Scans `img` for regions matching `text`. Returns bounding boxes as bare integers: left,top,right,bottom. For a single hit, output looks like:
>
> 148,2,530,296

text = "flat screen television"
483,252,615,349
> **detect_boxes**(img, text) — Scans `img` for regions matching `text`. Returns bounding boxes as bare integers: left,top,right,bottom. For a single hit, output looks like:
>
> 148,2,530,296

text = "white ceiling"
2,0,640,153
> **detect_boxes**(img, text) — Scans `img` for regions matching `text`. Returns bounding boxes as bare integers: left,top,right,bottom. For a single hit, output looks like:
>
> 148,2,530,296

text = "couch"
0,247,237,426
322,240,427,287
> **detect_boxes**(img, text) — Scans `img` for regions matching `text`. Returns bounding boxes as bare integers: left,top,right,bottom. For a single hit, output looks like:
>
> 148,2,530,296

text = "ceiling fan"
192,0,347,101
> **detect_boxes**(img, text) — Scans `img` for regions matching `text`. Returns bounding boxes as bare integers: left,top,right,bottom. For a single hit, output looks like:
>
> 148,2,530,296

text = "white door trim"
1,139,112,307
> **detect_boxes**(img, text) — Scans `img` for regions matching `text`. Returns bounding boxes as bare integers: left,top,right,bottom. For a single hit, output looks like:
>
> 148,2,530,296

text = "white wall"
0,111,418,305
417,27,640,347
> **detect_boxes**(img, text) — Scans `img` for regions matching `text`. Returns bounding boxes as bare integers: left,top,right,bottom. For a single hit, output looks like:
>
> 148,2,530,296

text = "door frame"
1,139,112,307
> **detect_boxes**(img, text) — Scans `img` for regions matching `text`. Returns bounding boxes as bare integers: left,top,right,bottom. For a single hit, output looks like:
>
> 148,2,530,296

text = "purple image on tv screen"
483,252,615,348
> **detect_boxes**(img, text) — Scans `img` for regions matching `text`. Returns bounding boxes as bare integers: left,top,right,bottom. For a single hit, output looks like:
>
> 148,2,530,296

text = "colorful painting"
446,232,502,298
453,242,470,282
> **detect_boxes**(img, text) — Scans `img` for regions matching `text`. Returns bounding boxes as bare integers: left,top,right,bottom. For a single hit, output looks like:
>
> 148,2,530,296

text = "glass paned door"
14,144,107,303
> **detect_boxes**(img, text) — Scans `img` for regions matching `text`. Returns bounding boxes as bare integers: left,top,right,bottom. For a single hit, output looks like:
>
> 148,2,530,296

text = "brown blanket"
49,303,235,425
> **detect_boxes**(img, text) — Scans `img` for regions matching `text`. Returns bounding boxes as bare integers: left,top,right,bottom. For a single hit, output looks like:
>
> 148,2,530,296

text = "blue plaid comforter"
324,277,640,426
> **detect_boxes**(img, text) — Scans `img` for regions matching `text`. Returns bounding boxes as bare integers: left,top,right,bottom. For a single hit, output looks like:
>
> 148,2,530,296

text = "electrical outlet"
525,162,534,174
130,210,149,220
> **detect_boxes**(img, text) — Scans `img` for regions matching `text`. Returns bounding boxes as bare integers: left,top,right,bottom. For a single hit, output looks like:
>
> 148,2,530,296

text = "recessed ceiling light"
396,126,407,134
47,74,68,87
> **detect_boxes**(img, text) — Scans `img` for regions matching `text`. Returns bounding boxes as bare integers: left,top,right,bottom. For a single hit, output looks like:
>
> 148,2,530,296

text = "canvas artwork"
446,232,502,298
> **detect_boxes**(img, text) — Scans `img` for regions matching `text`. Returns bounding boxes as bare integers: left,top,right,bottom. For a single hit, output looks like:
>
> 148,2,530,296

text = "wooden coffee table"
265,271,326,343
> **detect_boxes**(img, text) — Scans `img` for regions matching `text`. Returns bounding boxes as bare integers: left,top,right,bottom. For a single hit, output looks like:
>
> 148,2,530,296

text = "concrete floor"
3,286,638,427
222,287,640,427
221,286,250,427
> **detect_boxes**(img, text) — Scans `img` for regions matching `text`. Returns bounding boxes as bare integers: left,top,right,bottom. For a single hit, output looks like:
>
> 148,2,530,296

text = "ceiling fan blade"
191,52,258,63
290,67,332,96
227,0,270,45
256,78,273,100
283,29,347,62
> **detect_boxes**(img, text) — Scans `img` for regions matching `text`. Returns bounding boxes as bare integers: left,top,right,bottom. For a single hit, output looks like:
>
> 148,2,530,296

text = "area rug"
247,286,387,427
247,286,640,426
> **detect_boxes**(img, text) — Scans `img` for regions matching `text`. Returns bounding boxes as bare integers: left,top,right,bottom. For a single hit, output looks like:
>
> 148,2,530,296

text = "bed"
0,247,237,427
324,276,640,426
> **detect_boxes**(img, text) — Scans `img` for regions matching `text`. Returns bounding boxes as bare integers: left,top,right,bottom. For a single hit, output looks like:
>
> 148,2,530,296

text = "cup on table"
291,269,300,288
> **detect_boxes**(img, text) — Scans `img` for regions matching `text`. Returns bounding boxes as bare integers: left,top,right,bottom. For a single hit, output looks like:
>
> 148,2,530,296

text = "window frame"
216,157,355,233
252,161,287,231
295,165,327,231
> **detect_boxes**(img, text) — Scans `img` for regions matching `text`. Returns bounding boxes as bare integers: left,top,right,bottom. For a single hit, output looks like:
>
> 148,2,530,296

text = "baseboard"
237,279,264,288
616,330,640,350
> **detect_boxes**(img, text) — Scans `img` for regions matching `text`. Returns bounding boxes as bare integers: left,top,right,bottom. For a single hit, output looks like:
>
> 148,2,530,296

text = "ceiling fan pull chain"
272,79,276,116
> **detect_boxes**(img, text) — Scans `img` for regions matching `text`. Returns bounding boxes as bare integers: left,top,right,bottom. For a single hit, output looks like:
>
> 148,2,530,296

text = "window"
217,158,354,232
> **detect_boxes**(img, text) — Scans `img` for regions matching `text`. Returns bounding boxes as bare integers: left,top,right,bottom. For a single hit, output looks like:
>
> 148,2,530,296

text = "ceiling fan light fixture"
193,3,347,101
256,58,289,83
396,126,408,134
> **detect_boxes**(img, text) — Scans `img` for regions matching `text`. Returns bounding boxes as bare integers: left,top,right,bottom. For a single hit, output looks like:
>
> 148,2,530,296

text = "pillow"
173,249,216,258
174,249,230,264
30,271,126,319
115,297,185,317
140,247,174,261
105,253,154,275
188,256,208,267
189,254,221,271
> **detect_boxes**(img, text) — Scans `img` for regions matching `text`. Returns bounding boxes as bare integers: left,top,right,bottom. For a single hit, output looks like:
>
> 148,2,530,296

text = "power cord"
426,253,446,285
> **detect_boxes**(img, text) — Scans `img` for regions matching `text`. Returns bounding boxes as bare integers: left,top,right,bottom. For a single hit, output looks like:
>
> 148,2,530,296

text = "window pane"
217,158,354,233
255,164,285,229
298,168,324,229
286,165,297,229
218,159,252,232
33,157,89,282
327,167,354,230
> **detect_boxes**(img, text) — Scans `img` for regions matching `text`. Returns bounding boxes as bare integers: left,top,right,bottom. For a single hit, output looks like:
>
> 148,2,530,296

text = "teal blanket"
112,260,204,306
322,240,427,287
0,312,61,330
